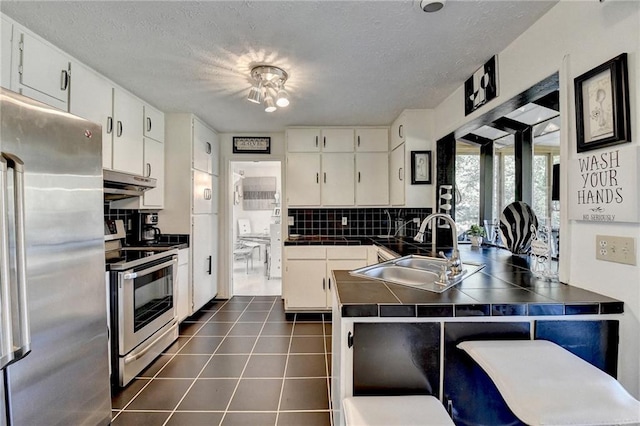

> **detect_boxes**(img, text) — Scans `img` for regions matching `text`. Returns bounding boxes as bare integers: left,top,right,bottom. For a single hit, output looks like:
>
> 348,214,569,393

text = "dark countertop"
285,235,624,318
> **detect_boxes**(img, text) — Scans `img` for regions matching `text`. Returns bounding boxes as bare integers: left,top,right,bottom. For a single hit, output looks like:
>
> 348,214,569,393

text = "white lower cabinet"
176,248,190,322
284,246,368,311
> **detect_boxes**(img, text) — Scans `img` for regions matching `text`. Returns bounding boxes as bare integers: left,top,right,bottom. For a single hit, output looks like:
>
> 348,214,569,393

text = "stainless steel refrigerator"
0,88,111,425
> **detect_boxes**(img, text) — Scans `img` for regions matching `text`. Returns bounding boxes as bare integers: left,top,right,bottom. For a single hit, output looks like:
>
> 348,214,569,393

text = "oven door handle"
123,320,178,365
122,257,177,280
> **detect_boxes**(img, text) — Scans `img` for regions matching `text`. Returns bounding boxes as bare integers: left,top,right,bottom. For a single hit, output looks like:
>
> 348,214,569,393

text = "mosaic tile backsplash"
287,207,433,237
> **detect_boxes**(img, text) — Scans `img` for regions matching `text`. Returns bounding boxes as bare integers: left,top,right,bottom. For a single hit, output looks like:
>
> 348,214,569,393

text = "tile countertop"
285,236,624,318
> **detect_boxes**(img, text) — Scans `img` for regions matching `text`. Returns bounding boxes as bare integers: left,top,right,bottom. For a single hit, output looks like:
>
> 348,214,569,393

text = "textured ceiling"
0,1,557,133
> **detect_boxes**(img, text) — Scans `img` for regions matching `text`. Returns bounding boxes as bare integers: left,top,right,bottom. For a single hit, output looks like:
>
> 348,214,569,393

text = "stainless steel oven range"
105,219,178,387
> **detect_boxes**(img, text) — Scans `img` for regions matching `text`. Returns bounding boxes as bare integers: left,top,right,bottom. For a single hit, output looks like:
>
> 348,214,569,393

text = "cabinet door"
192,214,215,313
1,17,12,89
390,115,406,150
321,128,354,152
69,62,113,169
390,144,405,206
287,128,321,152
326,259,367,308
142,138,164,208
286,153,320,206
17,32,69,108
112,88,144,175
193,170,213,214
193,118,213,173
322,153,354,206
284,259,327,309
356,128,388,152
143,104,164,143
356,153,389,205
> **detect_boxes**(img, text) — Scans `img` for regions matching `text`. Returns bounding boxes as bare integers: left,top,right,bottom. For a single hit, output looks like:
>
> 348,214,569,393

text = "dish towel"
457,339,640,425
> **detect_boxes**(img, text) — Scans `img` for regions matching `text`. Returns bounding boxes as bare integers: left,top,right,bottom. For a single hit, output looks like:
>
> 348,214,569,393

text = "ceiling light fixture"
247,65,290,112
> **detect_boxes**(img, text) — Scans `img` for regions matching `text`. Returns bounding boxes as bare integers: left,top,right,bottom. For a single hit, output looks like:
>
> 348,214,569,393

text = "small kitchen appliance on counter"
105,219,178,387
131,211,163,245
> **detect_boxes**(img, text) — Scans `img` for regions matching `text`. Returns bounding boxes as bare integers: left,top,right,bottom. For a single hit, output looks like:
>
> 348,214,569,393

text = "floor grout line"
114,297,332,426
219,297,276,426
161,298,253,426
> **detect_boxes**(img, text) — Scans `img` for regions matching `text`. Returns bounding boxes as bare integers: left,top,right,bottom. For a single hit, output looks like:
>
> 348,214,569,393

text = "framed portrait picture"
574,53,631,152
411,150,432,185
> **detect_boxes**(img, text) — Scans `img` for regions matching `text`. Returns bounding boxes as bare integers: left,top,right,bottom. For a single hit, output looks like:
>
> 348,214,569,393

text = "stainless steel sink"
349,254,485,293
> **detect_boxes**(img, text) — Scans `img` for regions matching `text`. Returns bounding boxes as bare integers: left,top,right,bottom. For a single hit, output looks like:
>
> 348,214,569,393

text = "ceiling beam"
453,72,559,140
492,117,530,133
459,133,493,145
532,90,560,111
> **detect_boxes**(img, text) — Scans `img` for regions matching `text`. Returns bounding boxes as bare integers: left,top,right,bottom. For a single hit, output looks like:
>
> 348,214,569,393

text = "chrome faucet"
414,213,463,276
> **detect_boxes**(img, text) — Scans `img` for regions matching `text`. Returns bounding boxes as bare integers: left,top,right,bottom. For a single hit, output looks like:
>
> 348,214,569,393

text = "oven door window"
133,265,173,332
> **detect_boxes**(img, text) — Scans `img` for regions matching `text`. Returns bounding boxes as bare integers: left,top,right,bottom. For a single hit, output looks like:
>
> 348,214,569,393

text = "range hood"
103,169,156,200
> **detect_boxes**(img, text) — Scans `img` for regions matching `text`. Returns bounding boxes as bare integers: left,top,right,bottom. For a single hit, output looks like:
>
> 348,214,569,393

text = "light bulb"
264,95,277,112
276,88,290,107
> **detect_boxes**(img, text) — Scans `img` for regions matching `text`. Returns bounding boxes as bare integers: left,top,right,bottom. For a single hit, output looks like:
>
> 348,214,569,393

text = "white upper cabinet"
321,128,354,152
287,128,355,152
391,114,406,150
192,118,214,174
69,62,114,169
1,17,12,89
143,104,164,143
210,132,220,177
141,137,164,208
355,128,388,152
286,153,321,206
193,169,213,214
112,87,144,175
356,152,389,206
322,153,355,206
287,128,321,152
15,31,70,109
390,143,405,206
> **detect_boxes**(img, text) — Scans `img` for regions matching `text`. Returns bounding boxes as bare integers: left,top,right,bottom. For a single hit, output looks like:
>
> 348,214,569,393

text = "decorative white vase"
470,236,483,247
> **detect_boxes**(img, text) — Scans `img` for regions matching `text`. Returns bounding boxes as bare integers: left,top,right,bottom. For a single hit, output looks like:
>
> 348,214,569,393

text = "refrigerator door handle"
0,156,15,369
1,153,31,359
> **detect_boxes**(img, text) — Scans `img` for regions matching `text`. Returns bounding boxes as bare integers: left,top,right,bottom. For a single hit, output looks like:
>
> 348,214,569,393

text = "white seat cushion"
458,339,640,426
343,395,454,426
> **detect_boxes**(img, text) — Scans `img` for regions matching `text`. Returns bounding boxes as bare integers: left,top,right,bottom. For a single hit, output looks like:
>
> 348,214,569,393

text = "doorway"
229,161,282,296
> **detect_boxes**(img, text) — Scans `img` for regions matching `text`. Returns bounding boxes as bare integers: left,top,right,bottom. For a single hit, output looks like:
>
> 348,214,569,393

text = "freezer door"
0,88,111,425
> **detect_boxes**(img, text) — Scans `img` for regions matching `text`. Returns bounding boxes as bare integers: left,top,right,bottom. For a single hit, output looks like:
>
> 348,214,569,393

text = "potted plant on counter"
466,224,486,247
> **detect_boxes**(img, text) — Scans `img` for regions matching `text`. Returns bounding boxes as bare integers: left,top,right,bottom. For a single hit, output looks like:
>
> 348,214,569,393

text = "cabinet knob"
147,117,152,132
106,117,113,134
146,163,152,177
116,121,123,137
399,124,404,139
399,167,403,181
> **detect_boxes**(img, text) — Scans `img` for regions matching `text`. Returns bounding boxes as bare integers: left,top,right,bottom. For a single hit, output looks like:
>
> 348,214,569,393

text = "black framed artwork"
464,55,499,116
574,53,631,153
232,136,271,154
411,150,432,185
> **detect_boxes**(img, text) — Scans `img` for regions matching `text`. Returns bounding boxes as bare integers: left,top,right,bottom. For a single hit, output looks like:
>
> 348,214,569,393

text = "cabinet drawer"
327,246,368,260
286,246,326,259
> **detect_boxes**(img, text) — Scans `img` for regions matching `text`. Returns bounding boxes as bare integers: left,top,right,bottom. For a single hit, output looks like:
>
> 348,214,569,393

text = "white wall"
434,1,640,396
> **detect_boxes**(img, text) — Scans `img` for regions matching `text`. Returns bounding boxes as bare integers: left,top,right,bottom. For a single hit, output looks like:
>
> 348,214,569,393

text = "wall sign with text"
233,137,271,154
569,145,639,223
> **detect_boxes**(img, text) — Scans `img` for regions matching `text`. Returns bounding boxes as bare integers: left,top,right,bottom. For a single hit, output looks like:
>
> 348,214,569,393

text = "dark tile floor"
112,296,333,426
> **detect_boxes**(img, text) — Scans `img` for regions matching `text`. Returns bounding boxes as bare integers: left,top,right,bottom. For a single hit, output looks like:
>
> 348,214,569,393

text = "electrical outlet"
342,217,348,226
413,217,421,225
595,235,637,265
287,216,294,226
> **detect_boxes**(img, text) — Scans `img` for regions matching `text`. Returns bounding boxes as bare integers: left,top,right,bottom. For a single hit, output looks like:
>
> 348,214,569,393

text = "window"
455,142,480,240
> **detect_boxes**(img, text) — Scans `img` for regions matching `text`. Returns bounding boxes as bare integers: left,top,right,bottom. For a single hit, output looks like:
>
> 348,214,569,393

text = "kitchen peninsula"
285,237,626,425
